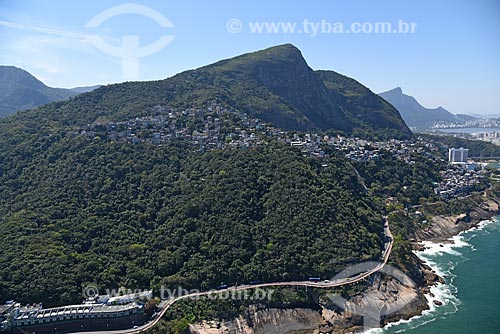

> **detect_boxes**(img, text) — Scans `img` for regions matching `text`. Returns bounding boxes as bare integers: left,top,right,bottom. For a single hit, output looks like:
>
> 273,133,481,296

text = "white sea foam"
396,218,500,332
459,219,495,250
465,218,496,238
356,278,460,334
377,280,460,333
360,328,384,334
373,222,484,333
359,217,499,333
474,219,495,230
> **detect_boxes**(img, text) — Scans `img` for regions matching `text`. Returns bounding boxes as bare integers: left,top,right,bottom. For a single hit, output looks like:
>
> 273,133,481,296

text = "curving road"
69,219,393,334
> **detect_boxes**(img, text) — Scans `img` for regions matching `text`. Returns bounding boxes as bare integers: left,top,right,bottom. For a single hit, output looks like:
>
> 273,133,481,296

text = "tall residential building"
449,147,469,163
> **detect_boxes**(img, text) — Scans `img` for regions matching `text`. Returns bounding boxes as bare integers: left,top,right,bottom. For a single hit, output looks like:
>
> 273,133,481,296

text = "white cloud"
0,20,86,39
0,19,121,86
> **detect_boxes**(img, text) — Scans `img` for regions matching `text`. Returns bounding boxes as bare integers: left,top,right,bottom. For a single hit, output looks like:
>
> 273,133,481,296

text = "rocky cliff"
414,194,500,242
188,270,437,334
189,307,325,334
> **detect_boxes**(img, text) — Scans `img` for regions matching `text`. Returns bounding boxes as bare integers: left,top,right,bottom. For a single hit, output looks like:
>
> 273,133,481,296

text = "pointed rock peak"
249,44,303,61
388,87,403,94
265,43,302,54
227,44,305,65
207,43,310,77
379,87,403,96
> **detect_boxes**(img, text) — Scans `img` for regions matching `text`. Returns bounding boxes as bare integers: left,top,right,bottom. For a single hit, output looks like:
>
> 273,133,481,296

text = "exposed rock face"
321,275,428,332
10,44,411,139
318,71,410,137
414,195,500,241
189,274,432,334
189,307,325,334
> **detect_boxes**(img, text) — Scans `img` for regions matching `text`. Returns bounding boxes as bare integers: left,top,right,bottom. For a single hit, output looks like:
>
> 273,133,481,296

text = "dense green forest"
0,135,385,306
353,151,443,205
0,103,470,334
0,106,448,310
0,43,496,334
0,65,79,117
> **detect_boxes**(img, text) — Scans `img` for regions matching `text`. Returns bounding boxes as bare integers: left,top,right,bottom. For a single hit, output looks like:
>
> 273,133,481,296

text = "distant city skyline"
1,0,499,115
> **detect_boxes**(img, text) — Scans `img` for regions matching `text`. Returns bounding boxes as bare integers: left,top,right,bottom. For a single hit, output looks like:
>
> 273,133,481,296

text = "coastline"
324,191,500,333
189,192,500,334
413,194,500,243
376,192,500,333
377,218,499,334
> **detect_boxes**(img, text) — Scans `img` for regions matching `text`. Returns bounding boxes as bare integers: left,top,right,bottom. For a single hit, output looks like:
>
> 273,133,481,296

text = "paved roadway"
69,220,393,334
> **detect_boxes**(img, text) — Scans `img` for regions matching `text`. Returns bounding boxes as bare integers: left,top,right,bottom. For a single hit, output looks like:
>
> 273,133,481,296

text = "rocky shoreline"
188,272,435,334
413,193,500,243
189,192,500,334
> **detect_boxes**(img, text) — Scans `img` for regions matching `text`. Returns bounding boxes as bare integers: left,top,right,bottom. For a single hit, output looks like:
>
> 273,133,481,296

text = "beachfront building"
0,291,151,334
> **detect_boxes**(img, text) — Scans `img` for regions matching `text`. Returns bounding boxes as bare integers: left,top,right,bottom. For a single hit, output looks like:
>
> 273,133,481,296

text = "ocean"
366,217,500,334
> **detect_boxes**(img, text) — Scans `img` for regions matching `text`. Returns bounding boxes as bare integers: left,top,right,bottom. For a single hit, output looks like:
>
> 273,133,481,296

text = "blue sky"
1,0,499,115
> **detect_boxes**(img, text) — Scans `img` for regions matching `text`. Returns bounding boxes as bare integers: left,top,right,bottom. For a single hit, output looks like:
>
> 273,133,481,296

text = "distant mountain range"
379,87,474,130
10,44,410,139
70,85,102,94
0,66,100,117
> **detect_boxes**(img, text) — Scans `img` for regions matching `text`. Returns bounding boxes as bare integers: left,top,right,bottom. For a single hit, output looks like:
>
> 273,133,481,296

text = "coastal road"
69,219,393,334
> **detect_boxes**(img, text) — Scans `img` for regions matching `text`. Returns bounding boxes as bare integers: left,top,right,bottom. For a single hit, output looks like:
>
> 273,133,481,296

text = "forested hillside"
0,135,384,306
1,44,412,140
0,66,79,117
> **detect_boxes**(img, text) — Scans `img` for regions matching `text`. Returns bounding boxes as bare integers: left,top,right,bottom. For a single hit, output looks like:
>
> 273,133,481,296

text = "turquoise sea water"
368,217,500,334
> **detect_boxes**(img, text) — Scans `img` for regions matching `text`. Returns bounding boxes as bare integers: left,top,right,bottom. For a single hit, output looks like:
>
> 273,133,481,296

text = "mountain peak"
3,44,412,139
385,87,403,95
263,43,302,54
0,66,100,117
212,43,306,70
198,44,409,138
0,65,48,91
379,88,457,130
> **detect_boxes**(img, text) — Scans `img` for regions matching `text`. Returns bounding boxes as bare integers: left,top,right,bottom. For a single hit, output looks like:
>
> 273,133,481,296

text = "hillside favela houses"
432,147,483,199
0,291,152,334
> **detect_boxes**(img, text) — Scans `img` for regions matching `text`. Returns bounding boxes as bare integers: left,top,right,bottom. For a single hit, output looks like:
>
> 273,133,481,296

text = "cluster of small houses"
73,104,486,201
75,104,270,151
433,164,484,199
327,137,485,198
74,104,434,162
326,136,436,163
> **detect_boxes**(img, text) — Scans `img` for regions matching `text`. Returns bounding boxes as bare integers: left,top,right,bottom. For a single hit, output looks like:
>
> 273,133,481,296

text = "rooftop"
15,303,141,320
